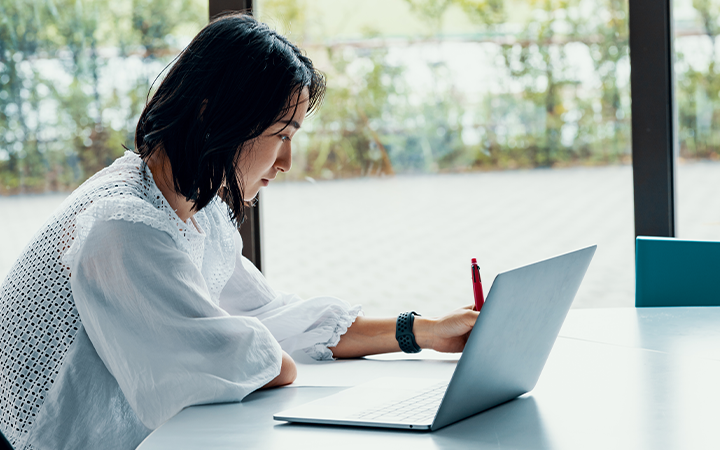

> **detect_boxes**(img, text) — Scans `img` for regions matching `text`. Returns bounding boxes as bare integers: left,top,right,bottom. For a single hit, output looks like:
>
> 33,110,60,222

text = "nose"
275,141,292,173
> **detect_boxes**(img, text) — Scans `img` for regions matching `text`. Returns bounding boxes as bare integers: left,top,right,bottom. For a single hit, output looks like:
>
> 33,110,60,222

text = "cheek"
257,145,280,170
241,138,281,178
235,156,256,188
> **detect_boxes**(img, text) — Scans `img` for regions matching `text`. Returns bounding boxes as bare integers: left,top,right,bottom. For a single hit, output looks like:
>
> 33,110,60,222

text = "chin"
244,192,260,203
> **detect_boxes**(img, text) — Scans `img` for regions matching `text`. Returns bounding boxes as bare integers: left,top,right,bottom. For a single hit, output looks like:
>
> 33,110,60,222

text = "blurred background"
2,0,720,316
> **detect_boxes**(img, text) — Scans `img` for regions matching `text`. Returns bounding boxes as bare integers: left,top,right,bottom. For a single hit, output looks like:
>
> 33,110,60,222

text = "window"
256,0,635,315
674,0,720,240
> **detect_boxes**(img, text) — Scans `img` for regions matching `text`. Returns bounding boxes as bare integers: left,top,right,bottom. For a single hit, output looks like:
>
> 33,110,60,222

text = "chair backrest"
636,236,720,307
0,429,14,450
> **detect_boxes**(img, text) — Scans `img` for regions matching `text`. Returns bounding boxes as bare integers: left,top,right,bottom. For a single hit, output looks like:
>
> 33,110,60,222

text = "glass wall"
674,0,720,240
0,0,207,278
257,0,636,316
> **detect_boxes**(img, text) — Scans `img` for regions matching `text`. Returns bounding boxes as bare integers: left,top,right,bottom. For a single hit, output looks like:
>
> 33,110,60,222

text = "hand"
414,306,479,353
261,350,297,389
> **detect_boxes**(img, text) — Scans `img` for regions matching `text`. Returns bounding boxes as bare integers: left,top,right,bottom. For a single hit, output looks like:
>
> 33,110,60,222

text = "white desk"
138,308,720,450
558,307,720,361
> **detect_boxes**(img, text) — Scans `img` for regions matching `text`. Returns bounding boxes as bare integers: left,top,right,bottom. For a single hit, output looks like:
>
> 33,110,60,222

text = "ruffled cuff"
305,305,364,361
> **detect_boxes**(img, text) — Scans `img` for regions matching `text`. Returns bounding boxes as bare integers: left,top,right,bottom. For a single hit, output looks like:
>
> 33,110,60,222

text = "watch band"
395,311,422,353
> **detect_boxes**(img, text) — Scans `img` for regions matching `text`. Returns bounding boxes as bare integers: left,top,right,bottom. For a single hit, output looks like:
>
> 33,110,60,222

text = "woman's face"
238,87,310,201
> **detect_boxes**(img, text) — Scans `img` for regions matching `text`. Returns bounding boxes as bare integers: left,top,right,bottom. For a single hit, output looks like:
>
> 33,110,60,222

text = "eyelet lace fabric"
0,151,362,449
0,152,234,449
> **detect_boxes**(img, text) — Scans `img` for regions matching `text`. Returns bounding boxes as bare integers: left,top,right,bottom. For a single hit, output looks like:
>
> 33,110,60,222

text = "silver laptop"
274,245,597,431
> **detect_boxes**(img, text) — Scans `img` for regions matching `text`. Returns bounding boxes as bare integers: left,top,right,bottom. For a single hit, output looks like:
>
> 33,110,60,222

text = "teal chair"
636,236,720,307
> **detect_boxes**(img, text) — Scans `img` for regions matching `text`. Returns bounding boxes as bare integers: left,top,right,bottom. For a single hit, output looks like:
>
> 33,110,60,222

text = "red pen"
471,258,485,311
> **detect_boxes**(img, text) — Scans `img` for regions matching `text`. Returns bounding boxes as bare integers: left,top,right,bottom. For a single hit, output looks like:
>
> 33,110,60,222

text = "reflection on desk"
139,308,720,450
559,307,720,360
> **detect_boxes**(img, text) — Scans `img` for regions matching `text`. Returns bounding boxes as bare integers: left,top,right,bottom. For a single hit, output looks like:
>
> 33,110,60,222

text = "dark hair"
135,13,325,224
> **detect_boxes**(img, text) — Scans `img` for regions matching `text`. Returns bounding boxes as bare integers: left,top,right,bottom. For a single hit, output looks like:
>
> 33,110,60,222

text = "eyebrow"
279,120,301,130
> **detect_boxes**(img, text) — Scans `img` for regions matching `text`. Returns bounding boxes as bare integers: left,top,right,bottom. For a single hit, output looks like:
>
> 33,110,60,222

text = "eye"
280,135,290,142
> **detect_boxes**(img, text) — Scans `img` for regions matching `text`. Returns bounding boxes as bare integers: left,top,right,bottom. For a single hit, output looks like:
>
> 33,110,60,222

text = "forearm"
330,316,435,359
261,350,297,389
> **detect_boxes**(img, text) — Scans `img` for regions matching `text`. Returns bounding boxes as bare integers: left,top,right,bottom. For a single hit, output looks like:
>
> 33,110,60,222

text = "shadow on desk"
292,351,460,388
432,396,551,448
275,395,551,449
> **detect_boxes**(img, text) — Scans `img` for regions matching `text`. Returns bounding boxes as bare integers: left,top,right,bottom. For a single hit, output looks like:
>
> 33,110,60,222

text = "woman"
0,14,478,450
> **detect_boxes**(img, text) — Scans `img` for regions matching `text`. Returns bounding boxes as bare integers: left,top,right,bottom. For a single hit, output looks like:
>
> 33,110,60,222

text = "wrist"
412,316,436,350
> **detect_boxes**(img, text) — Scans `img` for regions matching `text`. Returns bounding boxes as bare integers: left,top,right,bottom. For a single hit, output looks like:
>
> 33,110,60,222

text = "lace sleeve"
64,217,282,429
219,233,363,361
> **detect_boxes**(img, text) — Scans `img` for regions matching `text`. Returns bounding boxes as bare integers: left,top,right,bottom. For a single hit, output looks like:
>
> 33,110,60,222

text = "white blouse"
0,152,361,450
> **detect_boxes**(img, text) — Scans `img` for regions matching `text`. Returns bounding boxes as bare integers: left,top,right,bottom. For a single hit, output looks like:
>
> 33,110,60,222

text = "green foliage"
132,0,205,57
455,0,505,26
405,0,505,30
675,0,720,160
492,0,631,167
0,0,206,194
263,0,634,179
305,45,402,178
3,0,720,194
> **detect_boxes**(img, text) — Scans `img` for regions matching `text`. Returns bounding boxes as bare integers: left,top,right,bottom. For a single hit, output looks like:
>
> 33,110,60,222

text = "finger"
449,312,479,336
465,310,480,326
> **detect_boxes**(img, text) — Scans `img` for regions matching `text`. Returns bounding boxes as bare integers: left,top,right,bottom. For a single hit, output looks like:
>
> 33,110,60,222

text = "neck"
145,148,196,222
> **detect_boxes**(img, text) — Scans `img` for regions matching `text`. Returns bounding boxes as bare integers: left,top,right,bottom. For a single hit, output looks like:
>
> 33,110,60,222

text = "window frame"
629,0,677,238
209,0,263,270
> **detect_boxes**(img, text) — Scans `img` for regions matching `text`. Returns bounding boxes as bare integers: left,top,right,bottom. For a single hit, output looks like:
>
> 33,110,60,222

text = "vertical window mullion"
207,0,263,270
209,0,252,20
629,0,677,237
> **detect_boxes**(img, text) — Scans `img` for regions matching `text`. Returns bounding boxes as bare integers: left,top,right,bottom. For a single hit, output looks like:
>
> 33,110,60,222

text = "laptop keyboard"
352,382,447,423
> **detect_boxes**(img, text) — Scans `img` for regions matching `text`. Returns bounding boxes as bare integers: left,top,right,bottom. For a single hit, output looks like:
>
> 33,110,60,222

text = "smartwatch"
395,311,422,353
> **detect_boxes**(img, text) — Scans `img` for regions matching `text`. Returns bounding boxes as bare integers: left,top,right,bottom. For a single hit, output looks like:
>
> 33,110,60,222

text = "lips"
261,173,277,187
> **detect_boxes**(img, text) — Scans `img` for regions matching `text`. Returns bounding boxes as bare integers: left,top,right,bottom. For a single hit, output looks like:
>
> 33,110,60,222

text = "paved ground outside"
2,161,720,318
